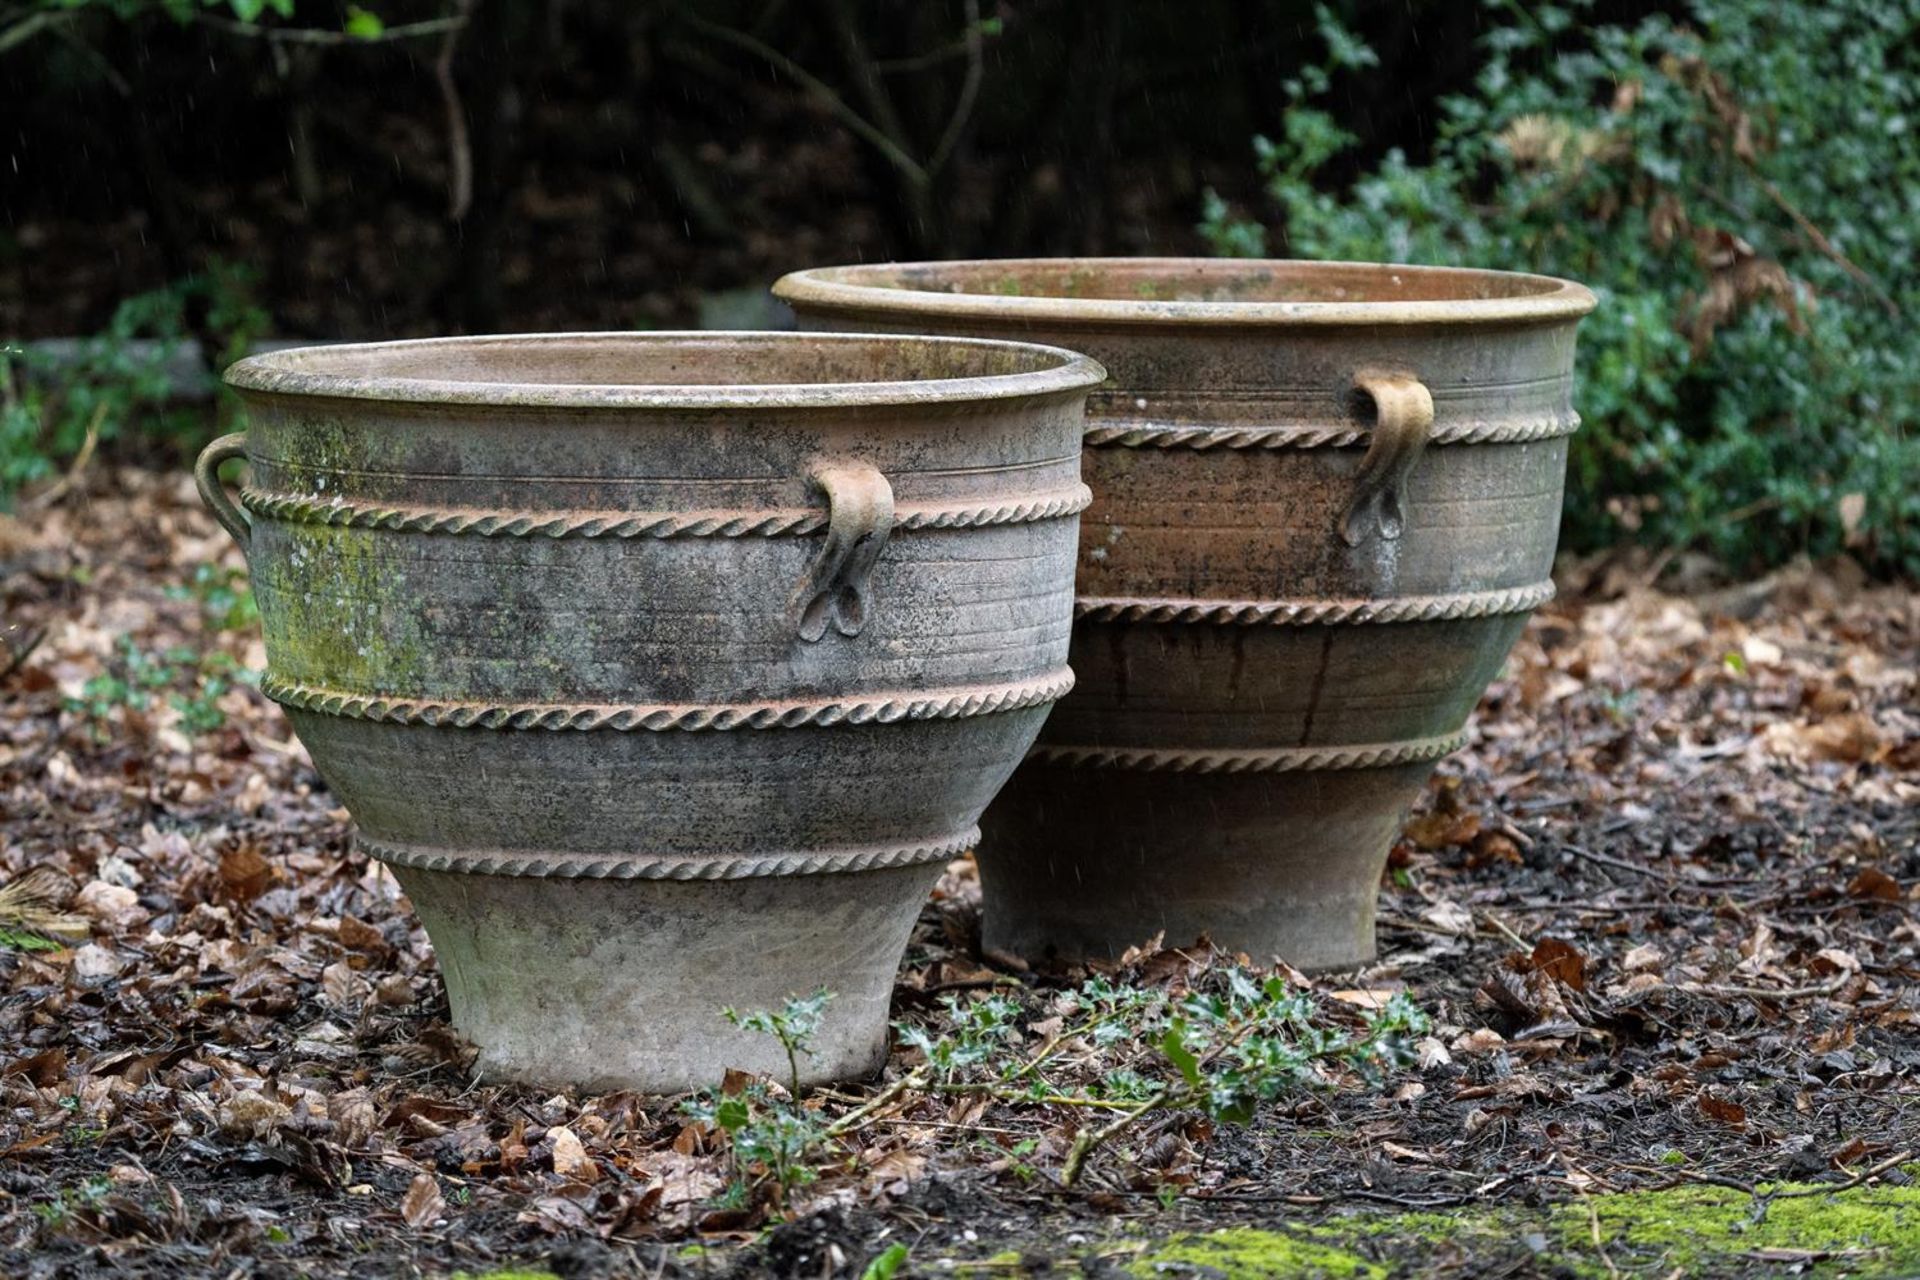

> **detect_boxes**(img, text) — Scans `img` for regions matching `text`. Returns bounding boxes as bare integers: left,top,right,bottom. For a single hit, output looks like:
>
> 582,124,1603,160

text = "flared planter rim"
223,329,1106,410
774,257,1597,329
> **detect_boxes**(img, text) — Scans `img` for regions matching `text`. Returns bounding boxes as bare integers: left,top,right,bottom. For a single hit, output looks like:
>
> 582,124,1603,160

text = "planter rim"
774,257,1597,328
222,330,1107,410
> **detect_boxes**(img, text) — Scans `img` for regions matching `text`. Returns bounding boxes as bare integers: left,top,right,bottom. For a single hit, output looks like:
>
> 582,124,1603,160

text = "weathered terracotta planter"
776,260,1594,971
196,332,1101,1091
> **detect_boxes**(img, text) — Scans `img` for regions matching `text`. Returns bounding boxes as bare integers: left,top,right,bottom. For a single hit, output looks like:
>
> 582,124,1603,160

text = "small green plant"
31,1176,112,1233
892,964,1429,1185
64,637,244,738
859,1243,911,1280
685,1079,827,1211
702,965,1429,1209
921,968,1429,1184
723,987,830,1099
688,990,836,1209
169,563,259,632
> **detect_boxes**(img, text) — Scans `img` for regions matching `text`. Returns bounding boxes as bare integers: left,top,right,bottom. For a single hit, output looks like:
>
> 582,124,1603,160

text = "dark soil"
1,472,1915,1278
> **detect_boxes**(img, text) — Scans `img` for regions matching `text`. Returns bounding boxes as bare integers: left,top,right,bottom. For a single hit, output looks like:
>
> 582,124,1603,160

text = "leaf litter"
0,471,1914,1277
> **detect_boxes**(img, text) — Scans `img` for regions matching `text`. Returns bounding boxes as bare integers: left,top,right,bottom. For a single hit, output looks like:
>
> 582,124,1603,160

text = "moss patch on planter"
1115,1181,1920,1279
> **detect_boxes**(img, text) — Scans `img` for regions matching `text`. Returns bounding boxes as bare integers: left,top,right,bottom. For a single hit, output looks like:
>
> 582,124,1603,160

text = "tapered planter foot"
977,761,1435,972
393,858,943,1094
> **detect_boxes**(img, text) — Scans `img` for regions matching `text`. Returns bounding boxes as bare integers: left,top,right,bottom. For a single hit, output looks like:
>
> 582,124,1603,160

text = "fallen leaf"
1452,1028,1507,1055
220,1089,289,1140
1406,810,1482,851
1329,988,1402,1011
328,1088,377,1148
399,1171,445,1228
1699,1094,1747,1128
218,844,273,902
1420,899,1475,936
1621,943,1665,973
69,943,123,985
1846,867,1901,902
1529,938,1587,991
549,1125,597,1181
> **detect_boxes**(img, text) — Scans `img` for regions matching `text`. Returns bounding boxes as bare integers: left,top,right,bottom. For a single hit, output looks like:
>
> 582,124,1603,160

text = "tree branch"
925,0,984,178
194,13,468,47
676,10,927,188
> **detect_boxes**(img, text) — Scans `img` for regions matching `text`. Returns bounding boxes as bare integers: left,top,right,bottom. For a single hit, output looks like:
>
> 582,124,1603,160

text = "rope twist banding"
240,484,1091,539
360,829,977,880
262,668,1074,732
1083,414,1578,452
1074,581,1555,626
1028,731,1468,774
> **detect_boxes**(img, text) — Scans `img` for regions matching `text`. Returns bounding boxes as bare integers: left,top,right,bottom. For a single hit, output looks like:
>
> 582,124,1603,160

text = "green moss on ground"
1116,1181,1920,1278
1127,1227,1385,1278
449,1271,560,1280
1567,1183,1920,1277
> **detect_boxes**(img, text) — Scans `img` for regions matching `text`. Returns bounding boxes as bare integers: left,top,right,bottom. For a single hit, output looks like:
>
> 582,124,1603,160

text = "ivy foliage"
1,263,264,502
1203,0,1918,577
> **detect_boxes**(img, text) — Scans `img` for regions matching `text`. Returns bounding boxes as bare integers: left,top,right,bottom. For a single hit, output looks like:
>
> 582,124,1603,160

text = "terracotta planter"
775,260,1594,971
196,332,1102,1091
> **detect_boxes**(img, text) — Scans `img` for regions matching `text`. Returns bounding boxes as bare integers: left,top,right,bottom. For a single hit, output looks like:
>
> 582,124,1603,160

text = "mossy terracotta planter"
196,332,1102,1091
776,260,1594,971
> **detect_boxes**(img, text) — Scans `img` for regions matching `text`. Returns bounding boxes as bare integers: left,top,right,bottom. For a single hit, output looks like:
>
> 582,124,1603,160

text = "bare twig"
1562,843,1680,884
822,1067,929,1140
195,13,467,47
24,401,106,513
0,628,46,683
0,8,62,56
1768,1149,1913,1199
1478,909,1532,951
924,0,983,177
1676,974,1849,1001
1752,177,1899,316
678,11,927,186
435,0,477,221
1060,1091,1167,1186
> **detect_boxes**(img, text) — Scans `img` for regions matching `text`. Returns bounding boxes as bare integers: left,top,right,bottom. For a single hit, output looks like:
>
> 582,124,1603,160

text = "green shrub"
1,263,264,503
1203,0,1919,577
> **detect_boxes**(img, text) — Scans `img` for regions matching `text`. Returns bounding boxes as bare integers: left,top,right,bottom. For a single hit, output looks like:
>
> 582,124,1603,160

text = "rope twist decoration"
261,668,1074,732
240,484,1091,540
1074,581,1555,627
1083,414,1578,452
1029,731,1469,775
359,829,978,881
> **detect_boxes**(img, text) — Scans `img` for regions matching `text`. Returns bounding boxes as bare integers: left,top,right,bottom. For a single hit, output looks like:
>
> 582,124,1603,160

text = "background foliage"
1204,0,1918,575
2,0,1913,575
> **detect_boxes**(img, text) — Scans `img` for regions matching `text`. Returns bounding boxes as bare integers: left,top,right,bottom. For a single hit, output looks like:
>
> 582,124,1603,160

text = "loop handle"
193,432,253,555
795,463,895,642
1340,372,1434,546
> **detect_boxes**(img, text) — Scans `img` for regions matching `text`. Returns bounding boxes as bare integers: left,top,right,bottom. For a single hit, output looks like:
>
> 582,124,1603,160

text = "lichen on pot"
196,331,1103,1092
776,260,1595,972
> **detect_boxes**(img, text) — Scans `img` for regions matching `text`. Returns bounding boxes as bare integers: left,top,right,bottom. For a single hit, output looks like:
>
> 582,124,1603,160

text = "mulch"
1,469,1914,1278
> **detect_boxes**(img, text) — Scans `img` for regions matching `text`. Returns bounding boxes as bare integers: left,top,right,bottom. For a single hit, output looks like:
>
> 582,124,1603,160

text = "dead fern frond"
0,866,88,951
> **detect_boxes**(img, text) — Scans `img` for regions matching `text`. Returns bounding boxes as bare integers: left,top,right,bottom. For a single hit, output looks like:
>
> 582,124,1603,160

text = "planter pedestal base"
391,856,945,1095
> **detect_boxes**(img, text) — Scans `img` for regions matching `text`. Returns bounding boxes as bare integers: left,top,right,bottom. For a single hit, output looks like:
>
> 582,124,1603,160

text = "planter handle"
795,462,895,642
1340,371,1434,547
194,432,253,555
